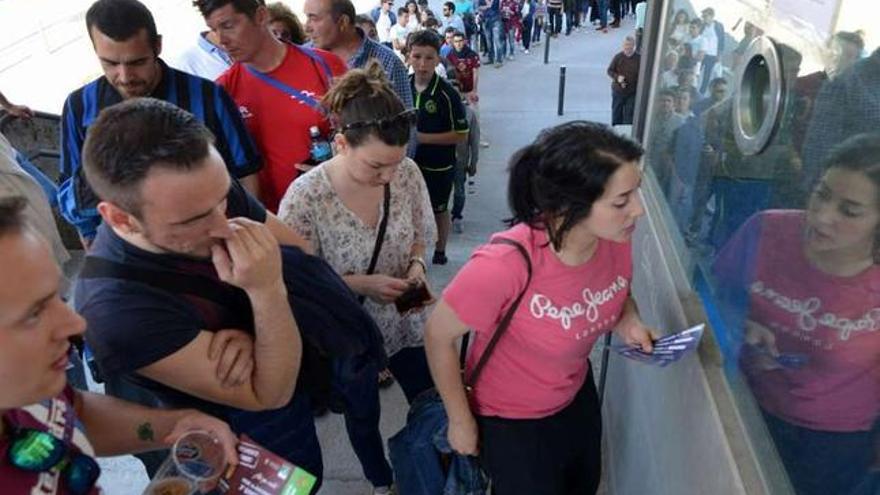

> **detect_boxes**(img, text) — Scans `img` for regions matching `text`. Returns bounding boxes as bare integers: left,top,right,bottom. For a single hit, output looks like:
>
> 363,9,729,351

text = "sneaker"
453,218,464,233
373,485,396,495
507,55,515,61
494,62,503,68
432,251,448,265
524,49,530,54
479,140,490,148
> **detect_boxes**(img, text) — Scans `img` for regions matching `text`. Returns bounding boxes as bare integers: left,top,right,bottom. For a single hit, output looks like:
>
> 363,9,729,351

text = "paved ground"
89,14,634,495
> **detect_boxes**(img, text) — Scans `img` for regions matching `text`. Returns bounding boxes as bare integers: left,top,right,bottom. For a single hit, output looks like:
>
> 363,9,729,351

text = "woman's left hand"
615,316,658,353
405,261,436,307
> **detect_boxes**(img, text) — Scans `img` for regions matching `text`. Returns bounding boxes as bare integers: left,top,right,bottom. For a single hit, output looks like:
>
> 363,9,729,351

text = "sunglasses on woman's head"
6,428,101,495
340,109,419,132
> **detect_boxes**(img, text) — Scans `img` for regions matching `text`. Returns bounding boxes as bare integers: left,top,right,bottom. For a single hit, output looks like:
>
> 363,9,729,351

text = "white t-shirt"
377,11,393,42
407,15,421,31
701,25,719,57
173,34,232,81
389,23,410,47
660,70,678,89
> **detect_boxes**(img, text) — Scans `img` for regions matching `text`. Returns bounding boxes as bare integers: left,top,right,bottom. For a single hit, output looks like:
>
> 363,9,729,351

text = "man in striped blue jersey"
58,0,262,247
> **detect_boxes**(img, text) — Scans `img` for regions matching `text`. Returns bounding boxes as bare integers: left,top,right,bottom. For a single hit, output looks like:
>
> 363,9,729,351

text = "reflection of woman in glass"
713,133,880,495
668,9,690,45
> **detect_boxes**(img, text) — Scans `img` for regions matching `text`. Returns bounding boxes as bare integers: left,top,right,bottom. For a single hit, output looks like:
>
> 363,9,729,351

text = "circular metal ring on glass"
733,36,785,156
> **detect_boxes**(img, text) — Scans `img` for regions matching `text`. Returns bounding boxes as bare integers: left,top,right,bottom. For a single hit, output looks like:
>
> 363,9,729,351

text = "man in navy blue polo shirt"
74,97,326,489
59,0,261,246
408,30,469,265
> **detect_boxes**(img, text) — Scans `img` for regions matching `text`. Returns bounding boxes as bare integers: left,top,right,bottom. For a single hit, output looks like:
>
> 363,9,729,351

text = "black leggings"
547,7,563,34
387,346,434,403
522,17,533,50
477,369,602,495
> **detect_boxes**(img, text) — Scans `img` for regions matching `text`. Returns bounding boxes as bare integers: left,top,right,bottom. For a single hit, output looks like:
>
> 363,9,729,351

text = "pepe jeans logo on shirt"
529,276,628,331
750,281,880,341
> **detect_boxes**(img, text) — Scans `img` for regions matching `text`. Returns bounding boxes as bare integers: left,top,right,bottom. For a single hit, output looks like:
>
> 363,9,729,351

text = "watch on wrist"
408,256,427,274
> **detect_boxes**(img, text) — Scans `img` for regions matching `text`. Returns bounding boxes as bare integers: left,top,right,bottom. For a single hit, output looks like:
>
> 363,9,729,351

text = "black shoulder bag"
358,183,391,304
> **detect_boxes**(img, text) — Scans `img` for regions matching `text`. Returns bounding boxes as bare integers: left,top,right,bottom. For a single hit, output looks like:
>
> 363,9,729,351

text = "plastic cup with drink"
142,430,228,495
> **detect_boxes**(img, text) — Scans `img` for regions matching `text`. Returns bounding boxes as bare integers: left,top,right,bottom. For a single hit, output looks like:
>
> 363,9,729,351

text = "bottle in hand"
305,126,332,167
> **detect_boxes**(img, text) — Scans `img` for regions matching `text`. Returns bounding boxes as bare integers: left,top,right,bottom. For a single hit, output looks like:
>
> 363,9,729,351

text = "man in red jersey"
194,0,347,212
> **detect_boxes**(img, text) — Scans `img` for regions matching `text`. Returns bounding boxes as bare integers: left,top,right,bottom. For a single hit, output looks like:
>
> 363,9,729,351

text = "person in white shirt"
390,7,412,52
373,0,396,43
659,50,679,89
687,19,706,87
174,31,232,80
698,7,722,94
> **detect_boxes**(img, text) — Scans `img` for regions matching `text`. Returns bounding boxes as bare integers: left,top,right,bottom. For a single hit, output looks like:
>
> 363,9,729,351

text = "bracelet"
408,256,427,273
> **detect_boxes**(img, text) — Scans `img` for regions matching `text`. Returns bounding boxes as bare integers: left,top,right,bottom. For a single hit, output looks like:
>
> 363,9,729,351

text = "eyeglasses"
340,109,418,132
6,427,101,495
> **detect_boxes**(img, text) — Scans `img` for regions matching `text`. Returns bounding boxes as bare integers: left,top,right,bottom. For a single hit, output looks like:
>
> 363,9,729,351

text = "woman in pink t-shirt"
714,133,880,495
425,121,656,495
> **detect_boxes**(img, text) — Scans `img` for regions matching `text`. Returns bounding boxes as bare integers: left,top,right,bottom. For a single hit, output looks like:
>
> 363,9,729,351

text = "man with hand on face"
194,0,348,213
0,196,239,495
74,98,324,489
59,0,261,248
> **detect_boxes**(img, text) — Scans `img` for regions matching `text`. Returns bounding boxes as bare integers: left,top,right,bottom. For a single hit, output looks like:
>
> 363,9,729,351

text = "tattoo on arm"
137,422,155,442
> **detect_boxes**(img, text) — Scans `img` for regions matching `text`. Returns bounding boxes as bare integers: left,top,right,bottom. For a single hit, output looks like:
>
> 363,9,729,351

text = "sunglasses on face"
6,427,101,495
340,109,418,132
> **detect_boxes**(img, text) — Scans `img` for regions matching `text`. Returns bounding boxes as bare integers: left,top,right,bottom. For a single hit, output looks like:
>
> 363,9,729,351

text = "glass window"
641,1,879,494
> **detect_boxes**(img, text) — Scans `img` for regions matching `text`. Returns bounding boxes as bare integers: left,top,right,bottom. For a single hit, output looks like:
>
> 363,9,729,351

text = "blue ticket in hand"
612,324,705,367
775,353,809,369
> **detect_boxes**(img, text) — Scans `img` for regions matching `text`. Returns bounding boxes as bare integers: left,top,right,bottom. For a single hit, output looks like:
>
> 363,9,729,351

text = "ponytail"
507,145,542,227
